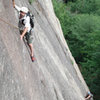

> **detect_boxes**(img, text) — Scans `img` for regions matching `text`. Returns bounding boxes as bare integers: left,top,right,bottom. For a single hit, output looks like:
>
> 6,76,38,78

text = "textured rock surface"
0,0,89,100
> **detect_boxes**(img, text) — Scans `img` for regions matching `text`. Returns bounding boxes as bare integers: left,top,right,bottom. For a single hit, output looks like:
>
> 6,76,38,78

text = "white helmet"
20,7,29,13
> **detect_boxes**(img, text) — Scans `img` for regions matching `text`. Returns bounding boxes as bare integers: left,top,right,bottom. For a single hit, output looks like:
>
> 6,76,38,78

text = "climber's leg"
25,33,35,62
28,43,35,62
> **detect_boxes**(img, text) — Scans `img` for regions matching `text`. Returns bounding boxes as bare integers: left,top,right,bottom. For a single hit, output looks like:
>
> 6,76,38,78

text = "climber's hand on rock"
20,35,23,40
12,0,15,8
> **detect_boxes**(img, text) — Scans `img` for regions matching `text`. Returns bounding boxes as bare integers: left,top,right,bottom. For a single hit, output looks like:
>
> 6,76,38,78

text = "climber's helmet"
20,7,29,14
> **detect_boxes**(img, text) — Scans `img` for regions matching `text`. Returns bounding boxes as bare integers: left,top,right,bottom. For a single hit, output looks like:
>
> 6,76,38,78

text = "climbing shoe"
31,56,35,62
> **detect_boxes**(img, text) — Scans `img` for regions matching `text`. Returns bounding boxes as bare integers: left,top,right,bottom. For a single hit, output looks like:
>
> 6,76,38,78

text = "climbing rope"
0,17,18,29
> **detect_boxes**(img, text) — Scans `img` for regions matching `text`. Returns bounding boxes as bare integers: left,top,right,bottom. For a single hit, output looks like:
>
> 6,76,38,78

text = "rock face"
0,0,89,100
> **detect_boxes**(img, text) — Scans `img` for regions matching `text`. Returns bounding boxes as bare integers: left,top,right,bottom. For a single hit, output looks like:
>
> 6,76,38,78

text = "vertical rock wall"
0,0,89,100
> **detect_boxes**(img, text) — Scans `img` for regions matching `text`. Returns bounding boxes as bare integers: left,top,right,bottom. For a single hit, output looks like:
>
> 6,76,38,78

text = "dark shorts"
25,32,33,44
20,30,33,44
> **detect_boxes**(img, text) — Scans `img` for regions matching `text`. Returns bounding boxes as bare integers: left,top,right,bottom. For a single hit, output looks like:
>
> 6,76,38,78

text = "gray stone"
0,0,90,100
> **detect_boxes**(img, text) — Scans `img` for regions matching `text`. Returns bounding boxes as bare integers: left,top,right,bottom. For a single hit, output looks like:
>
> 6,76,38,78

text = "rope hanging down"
0,17,18,29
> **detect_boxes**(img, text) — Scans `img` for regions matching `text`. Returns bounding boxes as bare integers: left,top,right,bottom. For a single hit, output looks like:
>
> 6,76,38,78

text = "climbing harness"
0,17,18,29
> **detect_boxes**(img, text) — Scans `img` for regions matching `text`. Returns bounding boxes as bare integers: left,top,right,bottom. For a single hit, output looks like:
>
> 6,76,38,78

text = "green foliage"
64,0,77,3
70,0,100,15
67,14,100,62
52,0,100,99
29,0,35,4
52,0,77,37
81,31,100,100
70,0,97,14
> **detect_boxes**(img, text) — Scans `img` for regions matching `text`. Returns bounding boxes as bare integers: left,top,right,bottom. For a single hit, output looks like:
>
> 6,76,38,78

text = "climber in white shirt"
12,0,35,62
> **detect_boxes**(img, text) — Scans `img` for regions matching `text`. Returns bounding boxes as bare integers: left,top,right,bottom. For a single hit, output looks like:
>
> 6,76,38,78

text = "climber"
85,91,93,100
12,0,35,62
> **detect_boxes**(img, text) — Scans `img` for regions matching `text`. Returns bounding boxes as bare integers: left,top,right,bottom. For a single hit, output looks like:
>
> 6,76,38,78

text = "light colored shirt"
15,5,31,32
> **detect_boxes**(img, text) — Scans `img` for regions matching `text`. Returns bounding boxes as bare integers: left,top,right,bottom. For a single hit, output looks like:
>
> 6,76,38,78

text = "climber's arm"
20,17,30,40
20,27,28,40
12,0,21,12
85,95,91,100
12,0,15,8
